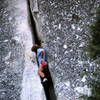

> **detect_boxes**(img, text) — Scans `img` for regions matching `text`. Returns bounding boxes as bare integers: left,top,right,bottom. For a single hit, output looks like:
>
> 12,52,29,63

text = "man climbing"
31,44,48,82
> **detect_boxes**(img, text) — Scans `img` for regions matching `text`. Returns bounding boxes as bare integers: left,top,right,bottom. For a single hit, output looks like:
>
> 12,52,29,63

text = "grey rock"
30,0,100,99
0,0,45,100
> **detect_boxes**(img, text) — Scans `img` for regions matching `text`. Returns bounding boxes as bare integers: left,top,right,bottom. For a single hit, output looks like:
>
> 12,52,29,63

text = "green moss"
80,71,100,100
89,80,100,100
79,69,90,77
88,5,100,59
80,5,100,100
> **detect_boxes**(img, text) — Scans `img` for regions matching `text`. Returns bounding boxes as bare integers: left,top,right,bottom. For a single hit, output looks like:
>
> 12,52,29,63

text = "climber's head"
31,44,41,52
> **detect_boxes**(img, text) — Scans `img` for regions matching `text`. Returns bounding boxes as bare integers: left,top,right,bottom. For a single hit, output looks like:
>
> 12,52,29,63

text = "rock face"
30,0,100,100
1,0,100,100
0,0,46,100
0,0,25,99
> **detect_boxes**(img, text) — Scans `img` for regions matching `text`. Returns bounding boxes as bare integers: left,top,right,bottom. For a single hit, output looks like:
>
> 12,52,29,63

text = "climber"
31,44,48,82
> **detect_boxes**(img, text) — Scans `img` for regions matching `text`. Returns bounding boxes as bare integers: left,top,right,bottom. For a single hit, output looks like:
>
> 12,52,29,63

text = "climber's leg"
38,65,45,78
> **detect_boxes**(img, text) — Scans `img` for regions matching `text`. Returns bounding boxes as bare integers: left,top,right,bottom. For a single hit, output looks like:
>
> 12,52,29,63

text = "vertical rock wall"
30,0,100,100
0,0,46,99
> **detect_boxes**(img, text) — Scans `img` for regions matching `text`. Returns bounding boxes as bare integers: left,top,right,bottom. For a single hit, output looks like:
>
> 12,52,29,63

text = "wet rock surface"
30,0,100,100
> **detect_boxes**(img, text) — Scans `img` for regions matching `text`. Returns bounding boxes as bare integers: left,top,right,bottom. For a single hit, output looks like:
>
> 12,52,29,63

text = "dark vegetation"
80,5,100,100
88,5,100,59
80,68,100,100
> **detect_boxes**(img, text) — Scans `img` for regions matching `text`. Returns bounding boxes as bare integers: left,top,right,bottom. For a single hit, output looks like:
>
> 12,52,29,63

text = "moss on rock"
88,5,100,59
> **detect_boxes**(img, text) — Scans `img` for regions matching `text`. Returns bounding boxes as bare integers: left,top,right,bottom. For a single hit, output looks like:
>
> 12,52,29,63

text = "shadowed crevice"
27,0,57,100
27,0,41,46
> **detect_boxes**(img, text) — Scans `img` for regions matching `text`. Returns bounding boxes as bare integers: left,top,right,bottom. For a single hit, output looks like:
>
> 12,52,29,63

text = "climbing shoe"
42,78,48,83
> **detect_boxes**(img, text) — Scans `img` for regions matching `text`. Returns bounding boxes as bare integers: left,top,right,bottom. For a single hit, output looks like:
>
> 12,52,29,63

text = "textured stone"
0,0,45,100
30,0,100,99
